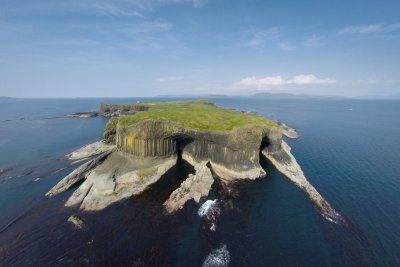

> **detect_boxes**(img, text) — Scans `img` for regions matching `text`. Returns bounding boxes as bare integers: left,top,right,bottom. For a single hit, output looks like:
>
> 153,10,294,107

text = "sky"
1,0,400,97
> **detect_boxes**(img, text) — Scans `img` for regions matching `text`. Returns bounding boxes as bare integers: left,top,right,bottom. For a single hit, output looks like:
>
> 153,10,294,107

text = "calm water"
0,97,399,266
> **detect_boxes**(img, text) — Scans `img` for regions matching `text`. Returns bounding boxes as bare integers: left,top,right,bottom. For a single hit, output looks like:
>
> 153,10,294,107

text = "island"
47,100,343,223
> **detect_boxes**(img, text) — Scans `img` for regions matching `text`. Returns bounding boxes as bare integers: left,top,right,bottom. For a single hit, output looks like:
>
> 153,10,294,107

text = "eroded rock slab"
66,141,115,161
164,153,214,213
65,153,177,211
281,123,300,139
46,151,112,197
262,140,343,223
210,161,266,181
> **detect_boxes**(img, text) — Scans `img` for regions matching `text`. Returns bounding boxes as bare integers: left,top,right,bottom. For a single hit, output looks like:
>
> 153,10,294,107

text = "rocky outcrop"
163,153,214,213
67,112,98,118
281,123,300,139
65,153,177,211
262,140,344,223
68,215,88,230
0,167,13,177
104,117,119,144
65,141,115,161
46,151,112,197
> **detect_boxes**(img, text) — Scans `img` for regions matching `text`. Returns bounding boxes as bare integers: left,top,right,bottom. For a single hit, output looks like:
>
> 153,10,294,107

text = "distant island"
47,100,343,223
157,92,347,100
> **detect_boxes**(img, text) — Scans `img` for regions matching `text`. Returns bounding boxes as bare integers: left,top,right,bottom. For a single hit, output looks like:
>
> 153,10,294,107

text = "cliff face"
115,119,283,180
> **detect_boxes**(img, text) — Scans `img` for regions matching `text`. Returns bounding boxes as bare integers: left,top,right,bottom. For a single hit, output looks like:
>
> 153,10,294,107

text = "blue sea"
0,97,399,266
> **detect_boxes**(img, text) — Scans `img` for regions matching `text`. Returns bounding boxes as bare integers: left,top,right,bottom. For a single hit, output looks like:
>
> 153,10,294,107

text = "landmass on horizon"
2,92,400,100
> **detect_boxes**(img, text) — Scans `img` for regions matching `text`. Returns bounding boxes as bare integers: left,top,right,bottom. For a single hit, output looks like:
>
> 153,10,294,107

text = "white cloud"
240,74,336,87
304,35,327,47
278,42,296,51
338,22,400,35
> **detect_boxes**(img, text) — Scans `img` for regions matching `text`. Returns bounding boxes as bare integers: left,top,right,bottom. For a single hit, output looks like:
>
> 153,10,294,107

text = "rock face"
46,100,342,222
104,117,119,144
116,120,283,181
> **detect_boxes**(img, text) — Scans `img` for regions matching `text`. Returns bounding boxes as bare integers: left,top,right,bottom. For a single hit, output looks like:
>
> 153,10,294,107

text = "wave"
202,244,230,267
198,200,220,231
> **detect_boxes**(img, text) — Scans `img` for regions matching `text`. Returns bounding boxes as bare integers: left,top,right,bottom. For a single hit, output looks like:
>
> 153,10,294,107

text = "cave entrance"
260,137,270,151
174,137,194,161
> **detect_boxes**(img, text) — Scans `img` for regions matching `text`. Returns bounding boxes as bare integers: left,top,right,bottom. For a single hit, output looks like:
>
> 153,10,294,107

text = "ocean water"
0,97,399,266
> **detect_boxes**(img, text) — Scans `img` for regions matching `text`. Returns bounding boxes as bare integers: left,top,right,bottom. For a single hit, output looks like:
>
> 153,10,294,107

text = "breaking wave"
198,200,220,231
202,244,230,267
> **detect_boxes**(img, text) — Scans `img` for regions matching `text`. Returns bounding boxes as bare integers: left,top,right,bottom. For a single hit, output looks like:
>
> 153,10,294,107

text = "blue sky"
1,0,400,97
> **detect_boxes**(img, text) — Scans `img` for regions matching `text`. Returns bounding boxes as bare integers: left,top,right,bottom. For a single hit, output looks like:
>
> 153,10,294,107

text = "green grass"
117,100,279,132
104,117,119,133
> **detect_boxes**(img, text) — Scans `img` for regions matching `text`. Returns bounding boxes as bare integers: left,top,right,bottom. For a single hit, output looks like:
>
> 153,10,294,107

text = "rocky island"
47,100,343,223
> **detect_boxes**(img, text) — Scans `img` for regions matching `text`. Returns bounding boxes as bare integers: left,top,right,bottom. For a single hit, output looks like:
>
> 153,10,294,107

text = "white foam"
202,244,230,267
198,200,221,230
198,200,218,217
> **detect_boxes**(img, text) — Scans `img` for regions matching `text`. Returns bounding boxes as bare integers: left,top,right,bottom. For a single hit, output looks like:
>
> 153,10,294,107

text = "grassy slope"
118,100,279,132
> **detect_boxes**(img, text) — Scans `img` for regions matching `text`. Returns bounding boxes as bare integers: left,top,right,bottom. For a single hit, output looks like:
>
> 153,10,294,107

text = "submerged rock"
0,167,13,177
68,215,88,230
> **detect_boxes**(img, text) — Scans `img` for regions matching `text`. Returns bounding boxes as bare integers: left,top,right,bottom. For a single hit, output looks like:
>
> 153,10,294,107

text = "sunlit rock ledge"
47,100,342,222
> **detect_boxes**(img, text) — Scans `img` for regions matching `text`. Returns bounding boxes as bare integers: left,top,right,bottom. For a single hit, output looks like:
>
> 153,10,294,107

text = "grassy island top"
117,100,279,132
